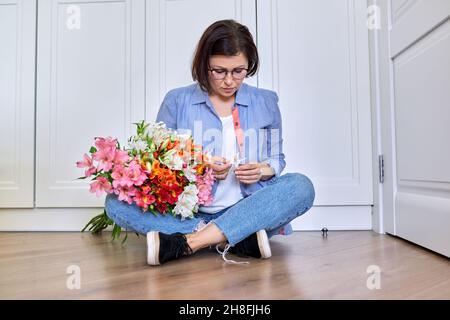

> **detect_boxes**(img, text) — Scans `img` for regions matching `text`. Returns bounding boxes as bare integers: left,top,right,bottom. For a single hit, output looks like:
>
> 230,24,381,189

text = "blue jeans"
104,172,315,245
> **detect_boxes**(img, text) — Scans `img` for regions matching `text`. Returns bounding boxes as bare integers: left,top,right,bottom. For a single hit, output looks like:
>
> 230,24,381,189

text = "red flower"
156,202,168,214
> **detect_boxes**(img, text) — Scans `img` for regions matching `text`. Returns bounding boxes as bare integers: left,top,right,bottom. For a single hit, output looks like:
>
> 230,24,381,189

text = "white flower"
174,184,199,220
178,133,191,149
159,150,185,171
128,139,147,152
182,165,197,182
145,122,172,148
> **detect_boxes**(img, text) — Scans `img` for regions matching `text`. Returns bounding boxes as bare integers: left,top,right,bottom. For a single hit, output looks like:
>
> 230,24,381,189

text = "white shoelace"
215,244,249,265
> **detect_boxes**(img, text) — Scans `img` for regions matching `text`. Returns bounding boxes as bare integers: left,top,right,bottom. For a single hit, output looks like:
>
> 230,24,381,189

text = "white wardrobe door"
257,0,373,206
0,0,36,207
390,0,450,257
36,0,145,207
145,0,257,122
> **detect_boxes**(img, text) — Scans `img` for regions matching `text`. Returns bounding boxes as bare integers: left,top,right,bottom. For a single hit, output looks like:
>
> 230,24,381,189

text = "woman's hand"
234,162,274,184
206,156,232,180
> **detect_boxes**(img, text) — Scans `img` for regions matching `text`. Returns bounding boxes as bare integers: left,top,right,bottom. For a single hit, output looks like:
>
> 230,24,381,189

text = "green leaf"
121,231,128,244
134,120,149,136
111,223,122,241
81,209,113,235
89,146,97,153
81,212,105,232
82,208,138,244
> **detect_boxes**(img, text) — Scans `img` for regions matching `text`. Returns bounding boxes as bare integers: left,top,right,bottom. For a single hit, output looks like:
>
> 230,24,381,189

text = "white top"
199,114,244,214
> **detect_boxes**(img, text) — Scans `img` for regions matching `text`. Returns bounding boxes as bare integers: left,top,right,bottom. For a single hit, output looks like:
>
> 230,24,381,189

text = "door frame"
368,0,397,235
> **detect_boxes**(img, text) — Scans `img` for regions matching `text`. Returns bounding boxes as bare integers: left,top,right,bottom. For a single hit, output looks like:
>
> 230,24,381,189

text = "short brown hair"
191,19,259,93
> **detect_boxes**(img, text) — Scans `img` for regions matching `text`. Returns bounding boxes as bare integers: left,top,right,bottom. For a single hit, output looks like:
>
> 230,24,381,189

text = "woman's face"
208,52,249,99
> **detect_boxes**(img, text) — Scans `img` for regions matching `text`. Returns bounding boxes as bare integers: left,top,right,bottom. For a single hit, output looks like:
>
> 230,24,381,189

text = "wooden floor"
0,231,449,299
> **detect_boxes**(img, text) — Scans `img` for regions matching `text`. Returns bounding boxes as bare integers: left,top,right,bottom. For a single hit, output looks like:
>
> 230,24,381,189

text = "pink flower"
89,177,112,197
76,153,92,168
92,147,116,171
85,167,97,177
111,160,147,188
76,154,97,177
203,168,215,186
197,184,213,205
196,168,214,205
94,137,117,150
127,160,147,186
91,137,121,172
114,185,137,205
114,149,130,165
111,165,133,188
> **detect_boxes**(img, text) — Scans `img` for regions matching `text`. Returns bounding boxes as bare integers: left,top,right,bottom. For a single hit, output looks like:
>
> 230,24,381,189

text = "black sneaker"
147,231,193,265
230,230,272,259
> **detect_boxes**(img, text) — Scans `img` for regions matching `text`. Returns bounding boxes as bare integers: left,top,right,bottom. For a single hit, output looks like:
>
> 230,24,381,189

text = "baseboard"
291,206,372,231
0,208,105,231
0,206,372,231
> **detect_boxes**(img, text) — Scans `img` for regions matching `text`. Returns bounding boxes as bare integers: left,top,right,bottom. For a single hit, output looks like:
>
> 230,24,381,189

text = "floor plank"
0,231,448,299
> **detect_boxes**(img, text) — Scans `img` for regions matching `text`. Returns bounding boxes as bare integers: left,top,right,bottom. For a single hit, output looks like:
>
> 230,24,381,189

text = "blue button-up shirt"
156,82,292,235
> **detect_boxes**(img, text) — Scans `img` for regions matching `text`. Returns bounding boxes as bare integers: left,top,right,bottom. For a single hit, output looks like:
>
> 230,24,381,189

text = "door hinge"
378,155,384,183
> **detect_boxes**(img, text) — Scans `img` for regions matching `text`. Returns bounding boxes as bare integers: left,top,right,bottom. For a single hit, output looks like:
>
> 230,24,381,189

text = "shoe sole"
256,230,272,259
147,231,160,265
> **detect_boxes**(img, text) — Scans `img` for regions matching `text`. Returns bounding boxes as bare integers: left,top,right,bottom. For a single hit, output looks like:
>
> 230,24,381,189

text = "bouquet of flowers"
76,121,215,242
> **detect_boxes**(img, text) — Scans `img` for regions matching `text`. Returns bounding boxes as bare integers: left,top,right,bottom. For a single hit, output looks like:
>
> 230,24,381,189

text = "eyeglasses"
209,67,248,80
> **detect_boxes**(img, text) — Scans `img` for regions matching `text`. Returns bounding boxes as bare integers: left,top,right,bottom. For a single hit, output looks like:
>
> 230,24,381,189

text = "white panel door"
0,0,36,207
36,0,145,207
257,0,374,206
145,0,257,121
389,0,450,257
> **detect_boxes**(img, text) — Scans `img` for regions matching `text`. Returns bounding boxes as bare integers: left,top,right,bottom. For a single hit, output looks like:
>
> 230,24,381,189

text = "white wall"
0,0,374,231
